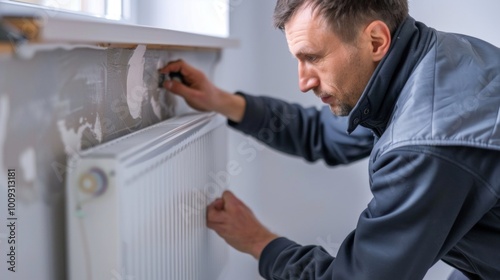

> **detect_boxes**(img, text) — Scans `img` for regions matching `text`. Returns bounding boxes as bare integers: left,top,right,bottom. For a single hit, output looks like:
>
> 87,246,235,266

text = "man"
160,0,500,279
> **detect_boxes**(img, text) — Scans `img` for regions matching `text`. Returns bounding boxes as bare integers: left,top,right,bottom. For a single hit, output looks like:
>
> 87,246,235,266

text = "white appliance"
66,113,228,280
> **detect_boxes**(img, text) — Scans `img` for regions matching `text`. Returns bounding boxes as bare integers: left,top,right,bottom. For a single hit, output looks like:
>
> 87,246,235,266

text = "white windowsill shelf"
0,1,239,52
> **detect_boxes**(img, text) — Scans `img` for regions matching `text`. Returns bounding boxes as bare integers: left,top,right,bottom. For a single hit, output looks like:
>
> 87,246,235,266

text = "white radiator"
66,113,228,280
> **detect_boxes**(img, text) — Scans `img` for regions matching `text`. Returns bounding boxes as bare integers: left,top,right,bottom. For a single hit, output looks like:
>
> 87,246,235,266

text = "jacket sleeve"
259,146,496,280
228,92,374,166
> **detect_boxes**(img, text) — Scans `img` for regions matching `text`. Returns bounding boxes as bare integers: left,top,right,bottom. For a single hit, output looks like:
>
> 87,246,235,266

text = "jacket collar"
347,16,435,136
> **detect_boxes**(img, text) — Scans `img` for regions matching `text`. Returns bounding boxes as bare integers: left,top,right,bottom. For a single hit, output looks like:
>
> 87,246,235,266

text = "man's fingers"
164,80,200,99
160,59,201,85
206,211,226,224
207,198,223,211
206,191,250,226
159,59,184,74
207,199,227,224
207,197,224,211
212,198,225,210
221,190,236,202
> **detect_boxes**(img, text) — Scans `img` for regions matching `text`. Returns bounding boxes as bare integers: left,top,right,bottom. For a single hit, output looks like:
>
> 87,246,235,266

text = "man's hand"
207,190,279,259
160,60,246,123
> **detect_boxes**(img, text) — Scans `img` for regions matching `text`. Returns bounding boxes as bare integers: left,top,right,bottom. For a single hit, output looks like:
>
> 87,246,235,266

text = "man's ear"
364,20,391,62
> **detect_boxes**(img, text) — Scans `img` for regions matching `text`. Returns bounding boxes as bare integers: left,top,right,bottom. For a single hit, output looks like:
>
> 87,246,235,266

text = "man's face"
285,4,377,116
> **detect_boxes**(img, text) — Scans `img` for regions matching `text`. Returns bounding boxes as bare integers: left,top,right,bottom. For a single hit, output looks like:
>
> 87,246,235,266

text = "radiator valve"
78,168,108,197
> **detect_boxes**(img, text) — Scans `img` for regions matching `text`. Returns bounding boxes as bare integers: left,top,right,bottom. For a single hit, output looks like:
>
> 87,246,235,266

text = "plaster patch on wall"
57,120,92,156
151,91,163,120
19,147,36,183
57,117,102,156
126,45,148,119
94,113,103,143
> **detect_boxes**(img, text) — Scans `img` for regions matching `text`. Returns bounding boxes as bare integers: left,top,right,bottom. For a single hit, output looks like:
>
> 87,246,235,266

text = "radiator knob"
79,168,108,196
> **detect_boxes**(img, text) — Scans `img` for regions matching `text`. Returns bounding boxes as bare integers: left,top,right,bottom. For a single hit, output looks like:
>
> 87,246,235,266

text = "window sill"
0,1,239,52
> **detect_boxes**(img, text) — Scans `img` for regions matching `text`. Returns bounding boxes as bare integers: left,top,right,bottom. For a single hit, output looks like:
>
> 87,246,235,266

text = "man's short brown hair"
274,0,409,42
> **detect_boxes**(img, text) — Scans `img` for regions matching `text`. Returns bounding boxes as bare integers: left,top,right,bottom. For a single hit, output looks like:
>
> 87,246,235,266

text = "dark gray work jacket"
229,17,500,279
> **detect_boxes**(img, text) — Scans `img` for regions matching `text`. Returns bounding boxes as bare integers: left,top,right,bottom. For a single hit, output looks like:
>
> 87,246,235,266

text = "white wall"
410,0,500,47
214,0,500,279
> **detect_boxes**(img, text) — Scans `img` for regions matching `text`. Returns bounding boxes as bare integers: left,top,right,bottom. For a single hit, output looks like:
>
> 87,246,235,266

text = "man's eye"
305,55,318,62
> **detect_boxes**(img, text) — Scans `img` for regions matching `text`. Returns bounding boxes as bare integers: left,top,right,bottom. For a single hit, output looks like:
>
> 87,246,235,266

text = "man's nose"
298,62,319,92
